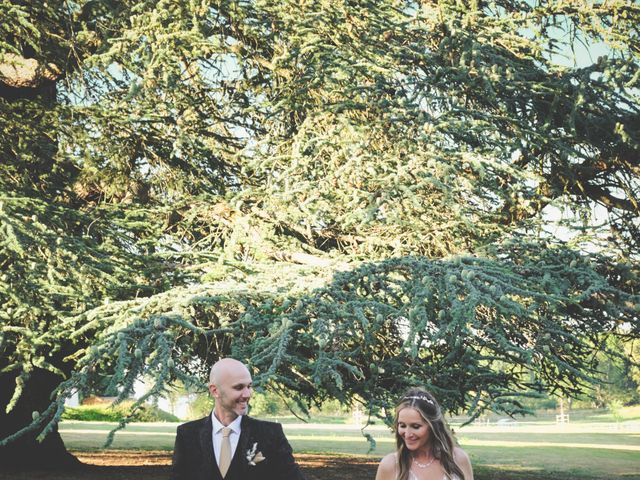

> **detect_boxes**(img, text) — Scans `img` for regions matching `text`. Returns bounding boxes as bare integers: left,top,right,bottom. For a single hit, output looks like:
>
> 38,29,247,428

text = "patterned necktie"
219,427,232,477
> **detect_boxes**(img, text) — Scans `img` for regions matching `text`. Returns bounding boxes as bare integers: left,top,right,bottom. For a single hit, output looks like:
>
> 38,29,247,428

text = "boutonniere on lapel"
246,442,266,466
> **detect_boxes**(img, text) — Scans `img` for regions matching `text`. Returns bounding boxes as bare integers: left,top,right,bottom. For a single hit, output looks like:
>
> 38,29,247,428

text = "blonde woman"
375,388,473,480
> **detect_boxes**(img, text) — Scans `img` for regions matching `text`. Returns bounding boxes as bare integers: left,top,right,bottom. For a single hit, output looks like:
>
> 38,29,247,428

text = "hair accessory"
404,395,435,405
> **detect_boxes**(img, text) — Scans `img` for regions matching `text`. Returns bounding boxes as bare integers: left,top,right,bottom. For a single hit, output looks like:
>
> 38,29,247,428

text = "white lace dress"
408,473,460,480
394,453,461,480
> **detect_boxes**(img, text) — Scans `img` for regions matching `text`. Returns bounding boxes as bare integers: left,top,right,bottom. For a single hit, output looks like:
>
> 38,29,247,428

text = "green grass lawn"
59,409,640,480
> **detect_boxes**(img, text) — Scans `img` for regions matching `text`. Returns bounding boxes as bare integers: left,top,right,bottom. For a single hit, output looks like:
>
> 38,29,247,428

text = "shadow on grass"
474,465,640,480
1,452,638,480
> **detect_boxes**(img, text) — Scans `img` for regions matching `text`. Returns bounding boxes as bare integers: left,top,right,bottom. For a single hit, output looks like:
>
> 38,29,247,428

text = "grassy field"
59,409,640,480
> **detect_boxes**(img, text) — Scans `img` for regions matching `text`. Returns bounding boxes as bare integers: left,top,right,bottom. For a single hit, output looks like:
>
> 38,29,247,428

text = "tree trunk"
0,369,82,469
1,61,82,470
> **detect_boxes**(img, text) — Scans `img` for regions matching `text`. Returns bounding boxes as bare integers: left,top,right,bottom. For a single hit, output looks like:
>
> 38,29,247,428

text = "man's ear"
209,383,218,398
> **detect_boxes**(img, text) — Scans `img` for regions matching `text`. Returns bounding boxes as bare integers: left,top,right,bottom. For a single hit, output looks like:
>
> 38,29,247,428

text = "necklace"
412,455,435,469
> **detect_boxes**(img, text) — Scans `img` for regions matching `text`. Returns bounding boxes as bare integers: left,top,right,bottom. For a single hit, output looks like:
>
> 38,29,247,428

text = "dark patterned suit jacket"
171,414,306,480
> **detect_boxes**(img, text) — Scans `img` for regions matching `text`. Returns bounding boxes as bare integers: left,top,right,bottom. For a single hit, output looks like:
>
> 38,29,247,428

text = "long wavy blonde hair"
394,388,465,480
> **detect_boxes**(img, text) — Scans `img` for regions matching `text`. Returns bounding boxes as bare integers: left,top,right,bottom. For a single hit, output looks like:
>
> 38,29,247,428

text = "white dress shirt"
211,412,242,467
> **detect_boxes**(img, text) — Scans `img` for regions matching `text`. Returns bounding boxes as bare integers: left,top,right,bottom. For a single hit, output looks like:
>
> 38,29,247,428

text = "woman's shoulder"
379,452,397,468
453,446,473,480
376,452,397,477
453,446,470,462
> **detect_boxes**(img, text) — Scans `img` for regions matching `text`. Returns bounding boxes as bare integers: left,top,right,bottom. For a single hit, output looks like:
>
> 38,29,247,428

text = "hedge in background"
62,403,179,423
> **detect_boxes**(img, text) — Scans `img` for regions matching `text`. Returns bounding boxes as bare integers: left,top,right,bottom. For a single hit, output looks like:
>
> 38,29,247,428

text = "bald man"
171,358,306,480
